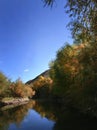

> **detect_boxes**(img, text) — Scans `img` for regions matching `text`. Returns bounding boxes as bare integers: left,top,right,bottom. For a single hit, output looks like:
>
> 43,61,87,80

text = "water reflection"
0,100,97,130
8,109,54,130
0,100,55,130
34,100,97,130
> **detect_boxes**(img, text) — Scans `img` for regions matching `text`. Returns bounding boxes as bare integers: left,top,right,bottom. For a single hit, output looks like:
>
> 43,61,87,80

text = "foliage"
0,72,11,97
49,44,80,96
0,72,35,98
49,42,97,110
10,79,35,98
30,76,52,98
65,0,97,43
43,0,97,42
43,0,97,113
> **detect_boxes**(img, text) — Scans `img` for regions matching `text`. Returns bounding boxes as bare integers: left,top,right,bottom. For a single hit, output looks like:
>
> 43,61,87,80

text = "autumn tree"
30,76,52,98
50,44,78,96
10,79,35,98
0,72,11,97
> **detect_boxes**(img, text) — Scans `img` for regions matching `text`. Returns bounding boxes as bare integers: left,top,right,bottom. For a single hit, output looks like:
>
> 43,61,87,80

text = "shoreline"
0,97,29,106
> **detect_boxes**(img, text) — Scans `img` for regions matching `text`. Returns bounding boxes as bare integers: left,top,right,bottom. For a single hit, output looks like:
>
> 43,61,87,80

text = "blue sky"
0,0,73,82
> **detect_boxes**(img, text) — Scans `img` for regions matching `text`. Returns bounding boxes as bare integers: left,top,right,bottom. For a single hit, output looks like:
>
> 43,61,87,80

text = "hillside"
25,69,53,98
26,69,50,85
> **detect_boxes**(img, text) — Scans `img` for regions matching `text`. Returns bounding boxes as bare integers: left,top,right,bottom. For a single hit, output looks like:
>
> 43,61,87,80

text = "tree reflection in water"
0,100,55,130
0,100,97,130
8,109,54,130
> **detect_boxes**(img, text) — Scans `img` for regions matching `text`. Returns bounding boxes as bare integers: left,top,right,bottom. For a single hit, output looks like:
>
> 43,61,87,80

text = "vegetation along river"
0,100,97,130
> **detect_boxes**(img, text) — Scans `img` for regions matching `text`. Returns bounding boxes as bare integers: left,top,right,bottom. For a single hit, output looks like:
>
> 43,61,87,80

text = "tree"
0,72,11,97
49,44,79,96
65,1,97,47
43,0,97,42
43,0,97,111
31,76,52,98
10,79,35,98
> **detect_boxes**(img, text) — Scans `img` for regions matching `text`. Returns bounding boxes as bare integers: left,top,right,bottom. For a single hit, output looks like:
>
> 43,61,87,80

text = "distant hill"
26,69,50,85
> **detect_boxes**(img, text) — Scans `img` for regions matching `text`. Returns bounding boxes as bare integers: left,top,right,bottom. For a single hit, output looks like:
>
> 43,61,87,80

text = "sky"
0,0,73,82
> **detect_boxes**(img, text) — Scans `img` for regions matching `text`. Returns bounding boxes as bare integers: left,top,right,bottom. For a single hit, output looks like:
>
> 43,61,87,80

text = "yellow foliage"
10,79,35,98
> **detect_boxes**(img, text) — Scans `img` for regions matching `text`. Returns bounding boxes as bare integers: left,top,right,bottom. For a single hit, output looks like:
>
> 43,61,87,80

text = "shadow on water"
0,100,97,130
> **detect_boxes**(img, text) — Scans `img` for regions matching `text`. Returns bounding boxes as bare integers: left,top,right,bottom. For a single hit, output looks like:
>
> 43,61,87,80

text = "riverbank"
0,97,29,106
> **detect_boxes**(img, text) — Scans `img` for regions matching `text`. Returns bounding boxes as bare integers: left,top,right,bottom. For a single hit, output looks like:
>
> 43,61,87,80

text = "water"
8,109,54,130
0,100,97,130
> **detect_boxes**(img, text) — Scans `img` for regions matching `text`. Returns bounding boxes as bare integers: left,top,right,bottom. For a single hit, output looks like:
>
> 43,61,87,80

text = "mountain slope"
26,69,50,85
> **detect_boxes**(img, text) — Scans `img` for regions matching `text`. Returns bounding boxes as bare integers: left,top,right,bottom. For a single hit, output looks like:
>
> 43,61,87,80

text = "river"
0,100,97,130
